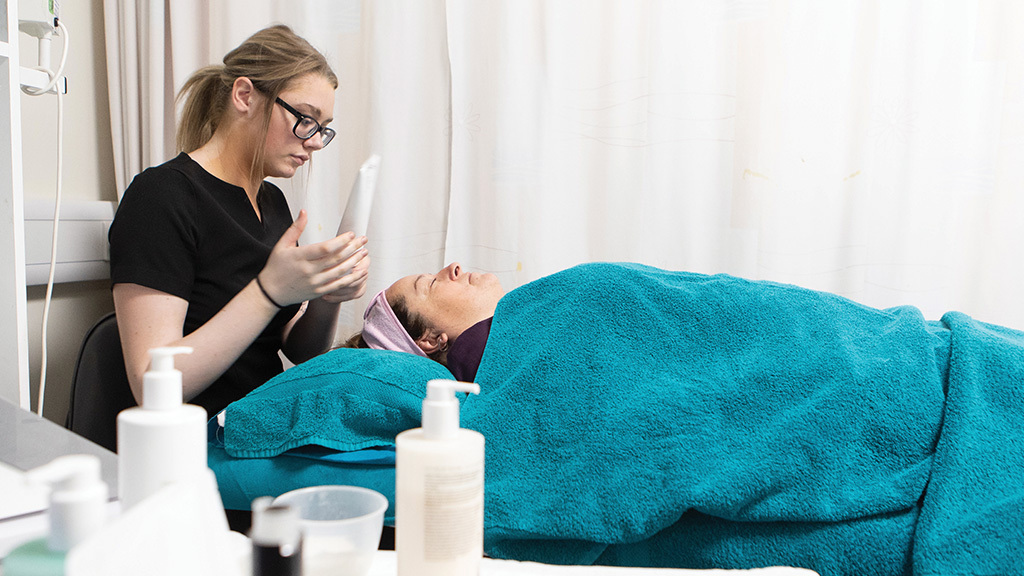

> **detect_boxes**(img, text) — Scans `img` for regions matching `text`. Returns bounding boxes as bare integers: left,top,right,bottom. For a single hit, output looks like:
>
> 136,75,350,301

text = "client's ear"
415,330,449,355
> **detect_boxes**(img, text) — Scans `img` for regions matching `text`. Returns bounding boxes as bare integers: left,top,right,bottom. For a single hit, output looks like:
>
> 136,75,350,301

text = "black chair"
65,312,137,452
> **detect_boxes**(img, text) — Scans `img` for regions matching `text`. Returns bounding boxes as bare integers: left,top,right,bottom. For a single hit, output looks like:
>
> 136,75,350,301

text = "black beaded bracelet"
255,275,283,309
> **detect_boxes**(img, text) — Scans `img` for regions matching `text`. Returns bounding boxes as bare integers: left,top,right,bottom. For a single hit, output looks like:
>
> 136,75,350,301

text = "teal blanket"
463,263,1024,576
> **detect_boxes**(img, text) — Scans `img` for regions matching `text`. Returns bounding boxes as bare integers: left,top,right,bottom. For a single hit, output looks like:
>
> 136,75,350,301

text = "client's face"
387,262,504,341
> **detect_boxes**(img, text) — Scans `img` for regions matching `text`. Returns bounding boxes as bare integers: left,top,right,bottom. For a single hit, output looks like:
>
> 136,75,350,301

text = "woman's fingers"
313,249,369,292
319,261,370,303
261,225,371,305
302,235,367,277
298,232,361,261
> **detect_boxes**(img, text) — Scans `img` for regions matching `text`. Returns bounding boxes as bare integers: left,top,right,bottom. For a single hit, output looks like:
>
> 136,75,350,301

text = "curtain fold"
104,0,1024,340
104,0,175,197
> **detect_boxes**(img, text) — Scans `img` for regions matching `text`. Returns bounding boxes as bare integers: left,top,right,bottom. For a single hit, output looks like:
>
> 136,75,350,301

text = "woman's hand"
321,249,370,303
258,210,370,306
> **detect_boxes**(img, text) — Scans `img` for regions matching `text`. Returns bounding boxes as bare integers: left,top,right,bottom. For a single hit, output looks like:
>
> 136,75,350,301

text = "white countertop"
366,551,819,575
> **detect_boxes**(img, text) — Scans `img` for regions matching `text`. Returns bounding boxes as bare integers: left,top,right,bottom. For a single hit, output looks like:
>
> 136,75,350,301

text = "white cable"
33,19,68,417
36,86,62,416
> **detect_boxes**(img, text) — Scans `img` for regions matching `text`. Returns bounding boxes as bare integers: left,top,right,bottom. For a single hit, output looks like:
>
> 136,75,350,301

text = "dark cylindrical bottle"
250,497,302,576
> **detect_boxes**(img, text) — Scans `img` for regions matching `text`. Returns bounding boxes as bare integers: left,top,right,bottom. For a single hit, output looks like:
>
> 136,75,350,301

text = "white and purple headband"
362,289,428,357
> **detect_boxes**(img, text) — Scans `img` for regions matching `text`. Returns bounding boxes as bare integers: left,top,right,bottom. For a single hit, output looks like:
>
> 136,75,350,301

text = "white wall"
21,0,116,423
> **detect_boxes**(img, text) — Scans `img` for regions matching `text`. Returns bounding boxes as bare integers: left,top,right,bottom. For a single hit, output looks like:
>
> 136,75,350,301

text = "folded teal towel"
223,348,453,457
209,443,398,523
465,262,1019,576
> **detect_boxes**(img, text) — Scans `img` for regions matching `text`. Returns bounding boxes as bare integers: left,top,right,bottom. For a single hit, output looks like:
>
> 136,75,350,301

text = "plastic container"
272,485,388,576
4,454,108,576
395,380,484,576
117,346,207,510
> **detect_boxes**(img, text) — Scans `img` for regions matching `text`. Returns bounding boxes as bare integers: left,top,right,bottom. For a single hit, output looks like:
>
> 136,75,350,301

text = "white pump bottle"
396,380,485,576
4,455,109,576
117,346,207,510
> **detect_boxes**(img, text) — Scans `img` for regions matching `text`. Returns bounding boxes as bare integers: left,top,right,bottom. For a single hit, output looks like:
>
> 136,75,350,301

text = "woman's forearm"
281,296,342,364
115,281,282,404
173,281,287,400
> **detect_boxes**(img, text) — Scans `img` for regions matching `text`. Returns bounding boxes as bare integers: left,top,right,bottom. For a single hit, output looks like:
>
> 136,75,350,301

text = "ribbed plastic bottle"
396,380,484,576
4,454,109,576
116,346,207,510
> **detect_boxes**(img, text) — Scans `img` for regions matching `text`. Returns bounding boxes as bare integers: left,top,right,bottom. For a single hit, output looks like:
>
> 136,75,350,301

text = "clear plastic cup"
272,485,388,576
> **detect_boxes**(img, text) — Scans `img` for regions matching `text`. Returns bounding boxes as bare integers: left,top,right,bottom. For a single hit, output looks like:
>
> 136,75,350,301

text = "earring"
438,340,449,353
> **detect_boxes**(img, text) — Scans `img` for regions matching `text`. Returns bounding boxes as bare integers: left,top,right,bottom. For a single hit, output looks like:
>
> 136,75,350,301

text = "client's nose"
446,262,462,280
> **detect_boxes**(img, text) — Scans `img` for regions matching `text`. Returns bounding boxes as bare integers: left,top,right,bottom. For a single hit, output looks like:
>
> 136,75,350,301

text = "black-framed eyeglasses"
275,97,336,147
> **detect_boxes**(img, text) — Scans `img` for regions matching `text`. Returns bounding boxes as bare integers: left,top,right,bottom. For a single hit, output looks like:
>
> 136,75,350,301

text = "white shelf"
23,200,115,285
0,35,65,95
0,40,63,92
19,66,55,91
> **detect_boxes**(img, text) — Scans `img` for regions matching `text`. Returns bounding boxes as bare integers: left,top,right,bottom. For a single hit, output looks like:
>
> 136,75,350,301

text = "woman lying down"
342,261,1024,576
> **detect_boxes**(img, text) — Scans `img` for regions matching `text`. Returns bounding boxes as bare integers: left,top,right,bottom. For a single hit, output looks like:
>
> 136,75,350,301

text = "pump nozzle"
142,346,193,410
149,346,193,372
26,455,108,552
422,380,480,439
27,454,100,490
426,380,480,401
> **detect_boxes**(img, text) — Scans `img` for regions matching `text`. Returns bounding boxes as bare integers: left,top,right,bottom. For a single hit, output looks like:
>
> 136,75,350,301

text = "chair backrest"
65,312,137,452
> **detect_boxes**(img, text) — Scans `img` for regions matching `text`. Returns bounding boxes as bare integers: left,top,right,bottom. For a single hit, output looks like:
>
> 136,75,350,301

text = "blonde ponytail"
176,66,230,155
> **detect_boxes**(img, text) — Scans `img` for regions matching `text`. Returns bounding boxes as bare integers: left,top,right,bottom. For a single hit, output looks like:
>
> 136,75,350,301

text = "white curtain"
104,0,175,195
105,0,1024,343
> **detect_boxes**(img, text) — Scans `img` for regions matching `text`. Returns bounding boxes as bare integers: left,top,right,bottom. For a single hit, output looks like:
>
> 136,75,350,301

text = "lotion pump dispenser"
117,346,207,510
396,380,484,576
4,455,108,576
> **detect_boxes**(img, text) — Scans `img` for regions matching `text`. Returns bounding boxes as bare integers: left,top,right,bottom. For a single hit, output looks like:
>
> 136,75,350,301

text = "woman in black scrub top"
108,25,369,417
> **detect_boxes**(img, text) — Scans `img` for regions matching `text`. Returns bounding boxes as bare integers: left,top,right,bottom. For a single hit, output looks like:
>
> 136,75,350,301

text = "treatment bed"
209,263,1024,576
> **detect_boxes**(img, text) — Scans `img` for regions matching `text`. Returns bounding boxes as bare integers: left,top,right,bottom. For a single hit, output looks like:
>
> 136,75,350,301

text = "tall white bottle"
117,346,207,510
396,380,485,576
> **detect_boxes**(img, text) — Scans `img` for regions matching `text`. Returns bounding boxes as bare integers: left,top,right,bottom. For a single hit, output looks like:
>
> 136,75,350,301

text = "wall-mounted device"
19,0,59,26
19,0,65,95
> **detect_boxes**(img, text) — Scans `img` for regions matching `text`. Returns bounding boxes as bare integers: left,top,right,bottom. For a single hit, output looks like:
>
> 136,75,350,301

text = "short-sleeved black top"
109,153,301,417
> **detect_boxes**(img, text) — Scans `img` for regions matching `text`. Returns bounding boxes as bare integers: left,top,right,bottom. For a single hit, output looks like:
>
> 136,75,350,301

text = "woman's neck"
189,130,263,208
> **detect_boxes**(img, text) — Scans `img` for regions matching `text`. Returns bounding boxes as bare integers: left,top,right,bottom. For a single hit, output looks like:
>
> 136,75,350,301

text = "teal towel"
217,263,1024,575
466,263,960,575
223,348,453,457
913,312,1024,576
597,508,920,576
208,443,397,523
